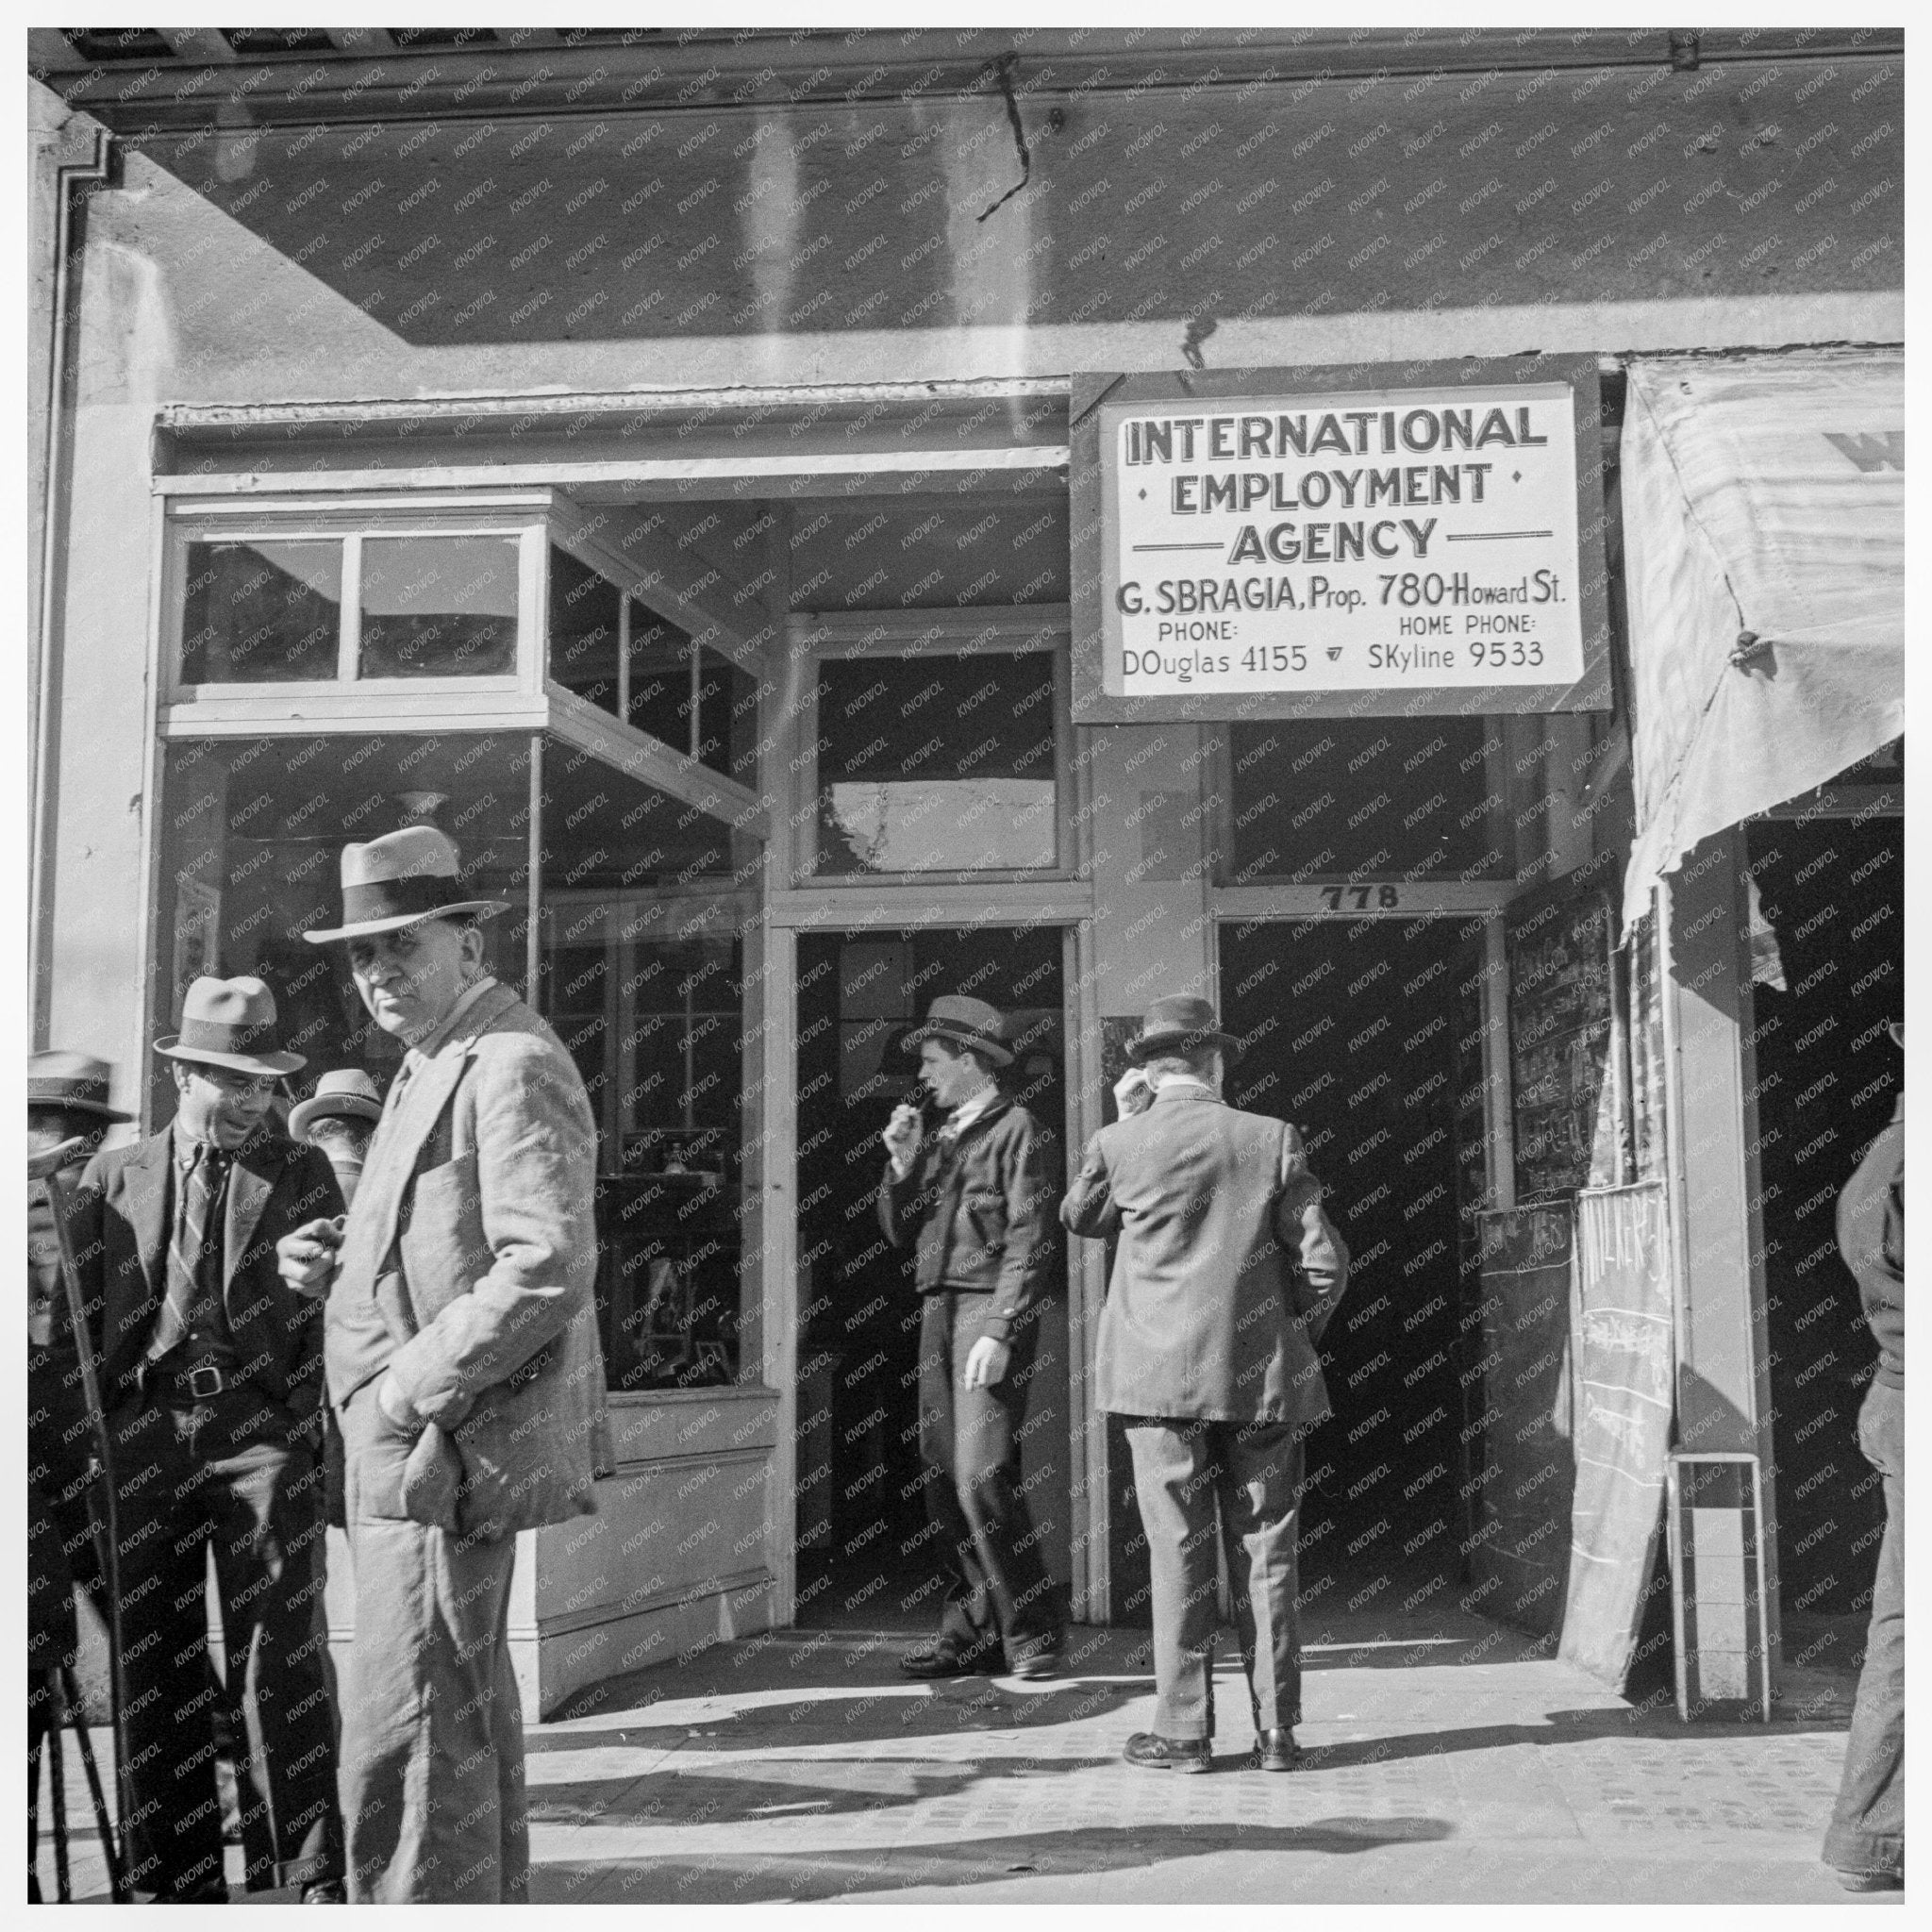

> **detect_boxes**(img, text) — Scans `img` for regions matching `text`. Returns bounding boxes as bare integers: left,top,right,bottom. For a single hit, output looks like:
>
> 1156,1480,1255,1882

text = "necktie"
151,1143,225,1361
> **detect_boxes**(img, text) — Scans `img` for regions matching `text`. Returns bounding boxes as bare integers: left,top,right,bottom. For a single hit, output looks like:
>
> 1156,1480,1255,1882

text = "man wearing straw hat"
54,982,347,1900
277,824,611,1904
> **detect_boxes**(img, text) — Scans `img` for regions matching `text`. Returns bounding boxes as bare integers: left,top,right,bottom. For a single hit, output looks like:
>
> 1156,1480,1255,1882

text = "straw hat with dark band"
304,825,508,944
900,994,1016,1069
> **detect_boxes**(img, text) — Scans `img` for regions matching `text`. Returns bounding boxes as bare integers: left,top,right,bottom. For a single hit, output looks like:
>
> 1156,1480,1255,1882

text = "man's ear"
460,924,488,974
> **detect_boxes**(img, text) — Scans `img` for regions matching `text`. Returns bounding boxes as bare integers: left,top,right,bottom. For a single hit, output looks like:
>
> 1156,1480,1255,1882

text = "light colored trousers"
338,1386,527,1903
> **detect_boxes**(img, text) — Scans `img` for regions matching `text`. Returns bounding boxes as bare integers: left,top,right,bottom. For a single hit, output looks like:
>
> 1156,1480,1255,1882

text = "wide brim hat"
157,974,306,1076
27,1050,134,1123
290,1069,385,1143
305,824,509,943
1126,995,1243,1066
901,994,1015,1069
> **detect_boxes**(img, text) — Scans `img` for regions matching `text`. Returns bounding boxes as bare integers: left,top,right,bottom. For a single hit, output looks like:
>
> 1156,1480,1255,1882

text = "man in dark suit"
1062,995,1348,1774
57,977,345,1900
878,994,1064,1679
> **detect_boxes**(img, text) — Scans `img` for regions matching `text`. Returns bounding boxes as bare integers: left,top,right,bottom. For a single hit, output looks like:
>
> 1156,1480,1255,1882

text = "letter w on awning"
1619,347,1903,934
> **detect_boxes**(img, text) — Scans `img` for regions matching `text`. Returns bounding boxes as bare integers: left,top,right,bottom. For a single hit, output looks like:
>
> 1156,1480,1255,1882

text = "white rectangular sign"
1099,379,1588,701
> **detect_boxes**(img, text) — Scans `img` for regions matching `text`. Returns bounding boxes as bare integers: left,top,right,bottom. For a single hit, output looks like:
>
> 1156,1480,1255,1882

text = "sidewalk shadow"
536,1816,1457,1903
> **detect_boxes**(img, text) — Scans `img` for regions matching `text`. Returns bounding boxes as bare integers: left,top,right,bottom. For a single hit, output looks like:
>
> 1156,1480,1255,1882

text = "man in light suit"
278,826,612,1902
1062,996,1347,1774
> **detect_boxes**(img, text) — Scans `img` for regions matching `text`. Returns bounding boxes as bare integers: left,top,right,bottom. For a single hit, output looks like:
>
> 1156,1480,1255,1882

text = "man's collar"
403,974,500,1069
944,1084,1001,1131
1153,1077,1222,1104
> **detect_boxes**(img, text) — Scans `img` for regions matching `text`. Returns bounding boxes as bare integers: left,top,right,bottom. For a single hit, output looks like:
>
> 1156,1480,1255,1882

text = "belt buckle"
187,1364,225,1400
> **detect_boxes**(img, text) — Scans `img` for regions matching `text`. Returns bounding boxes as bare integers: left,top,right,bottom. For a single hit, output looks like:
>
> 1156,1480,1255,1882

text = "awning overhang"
1619,348,1903,933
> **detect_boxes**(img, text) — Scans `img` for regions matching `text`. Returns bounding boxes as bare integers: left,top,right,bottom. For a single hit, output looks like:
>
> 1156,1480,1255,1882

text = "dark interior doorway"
1218,916,1491,1625
1745,812,1905,1620
792,926,1071,1629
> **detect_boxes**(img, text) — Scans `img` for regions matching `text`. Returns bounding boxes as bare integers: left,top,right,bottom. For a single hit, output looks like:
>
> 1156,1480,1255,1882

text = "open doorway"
1219,916,1491,1625
792,925,1072,1629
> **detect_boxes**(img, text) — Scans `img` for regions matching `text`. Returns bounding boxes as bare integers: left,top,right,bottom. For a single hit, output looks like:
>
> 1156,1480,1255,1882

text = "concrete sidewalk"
41,1600,1895,1905
522,1602,1890,1907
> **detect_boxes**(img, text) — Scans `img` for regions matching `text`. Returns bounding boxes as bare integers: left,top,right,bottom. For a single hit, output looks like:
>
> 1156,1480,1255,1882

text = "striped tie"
150,1143,225,1362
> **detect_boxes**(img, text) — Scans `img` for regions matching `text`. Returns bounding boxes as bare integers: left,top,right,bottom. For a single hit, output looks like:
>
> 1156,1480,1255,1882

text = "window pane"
359,536,519,678
537,740,760,1391
815,653,1058,874
1224,718,1507,882
181,540,341,683
695,644,760,784
149,732,533,1125
626,602,692,748
548,546,625,717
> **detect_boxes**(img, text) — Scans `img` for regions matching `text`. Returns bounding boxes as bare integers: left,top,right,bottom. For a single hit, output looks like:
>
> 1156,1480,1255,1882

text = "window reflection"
815,653,1058,874
360,536,519,678
181,540,341,683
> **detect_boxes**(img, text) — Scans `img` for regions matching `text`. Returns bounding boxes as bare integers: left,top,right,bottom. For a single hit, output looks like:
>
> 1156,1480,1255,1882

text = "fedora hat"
1126,995,1243,1066
304,825,508,943
27,1050,133,1123
289,1068,384,1144
157,975,306,1076
901,994,1015,1069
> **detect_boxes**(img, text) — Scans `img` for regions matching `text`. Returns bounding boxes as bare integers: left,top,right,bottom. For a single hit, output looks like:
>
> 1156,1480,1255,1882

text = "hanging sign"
1071,356,1612,721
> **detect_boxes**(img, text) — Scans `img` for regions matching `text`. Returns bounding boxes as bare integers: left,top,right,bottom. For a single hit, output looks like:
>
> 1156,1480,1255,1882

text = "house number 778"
1321,886,1401,910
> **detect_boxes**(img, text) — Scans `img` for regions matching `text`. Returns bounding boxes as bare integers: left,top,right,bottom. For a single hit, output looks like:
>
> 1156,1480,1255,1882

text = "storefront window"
537,746,758,1392
151,725,762,1395
548,546,625,713
1222,716,1507,882
814,651,1058,874
181,539,341,683
359,535,519,678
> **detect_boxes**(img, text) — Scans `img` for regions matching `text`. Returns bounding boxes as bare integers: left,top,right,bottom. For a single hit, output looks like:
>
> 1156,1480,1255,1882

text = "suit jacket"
876,1094,1058,1343
329,981,614,1536
1061,1085,1348,1426
59,1126,344,1431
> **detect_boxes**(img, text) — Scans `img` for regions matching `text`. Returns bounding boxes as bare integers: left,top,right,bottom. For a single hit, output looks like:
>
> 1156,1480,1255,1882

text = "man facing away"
878,994,1065,1679
1062,996,1348,1774
277,825,612,1903
54,982,347,1899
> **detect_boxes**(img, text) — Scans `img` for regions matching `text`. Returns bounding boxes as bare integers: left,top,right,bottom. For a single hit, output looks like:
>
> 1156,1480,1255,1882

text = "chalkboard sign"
1507,858,1621,1201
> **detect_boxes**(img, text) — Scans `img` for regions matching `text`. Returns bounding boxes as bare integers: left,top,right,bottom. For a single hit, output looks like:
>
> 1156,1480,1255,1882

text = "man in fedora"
54,983,347,1900
878,993,1064,1679
1062,996,1348,1774
276,824,611,1903
290,1069,385,1210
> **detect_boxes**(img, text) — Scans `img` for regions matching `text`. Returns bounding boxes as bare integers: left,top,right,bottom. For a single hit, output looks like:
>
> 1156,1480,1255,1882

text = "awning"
1620,348,1903,932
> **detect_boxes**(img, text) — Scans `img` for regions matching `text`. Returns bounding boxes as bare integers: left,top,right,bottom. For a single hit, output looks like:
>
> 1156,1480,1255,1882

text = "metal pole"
42,1165,134,1902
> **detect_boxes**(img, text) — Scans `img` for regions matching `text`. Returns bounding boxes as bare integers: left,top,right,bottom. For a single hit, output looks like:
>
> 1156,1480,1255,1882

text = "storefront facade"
30,28,1903,1719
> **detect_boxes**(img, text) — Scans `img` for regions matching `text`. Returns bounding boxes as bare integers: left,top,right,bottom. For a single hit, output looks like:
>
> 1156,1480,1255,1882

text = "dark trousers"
108,1385,341,1897
337,1384,527,1903
1124,1417,1305,1740
916,1291,1060,1660
1824,1380,1904,1877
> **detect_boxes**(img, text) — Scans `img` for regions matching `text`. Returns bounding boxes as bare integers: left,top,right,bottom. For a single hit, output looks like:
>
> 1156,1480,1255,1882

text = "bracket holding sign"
1071,356,1613,722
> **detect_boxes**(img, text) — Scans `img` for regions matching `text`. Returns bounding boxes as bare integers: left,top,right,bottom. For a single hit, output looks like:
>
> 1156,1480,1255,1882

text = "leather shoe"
1253,1727,1301,1772
1829,1868,1902,1892
300,1880,348,1904
1005,1632,1064,1681
899,1642,1002,1680
1124,1730,1212,1773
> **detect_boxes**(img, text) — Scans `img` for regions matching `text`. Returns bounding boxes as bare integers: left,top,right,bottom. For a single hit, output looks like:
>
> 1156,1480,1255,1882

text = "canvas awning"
1619,349,1903,932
